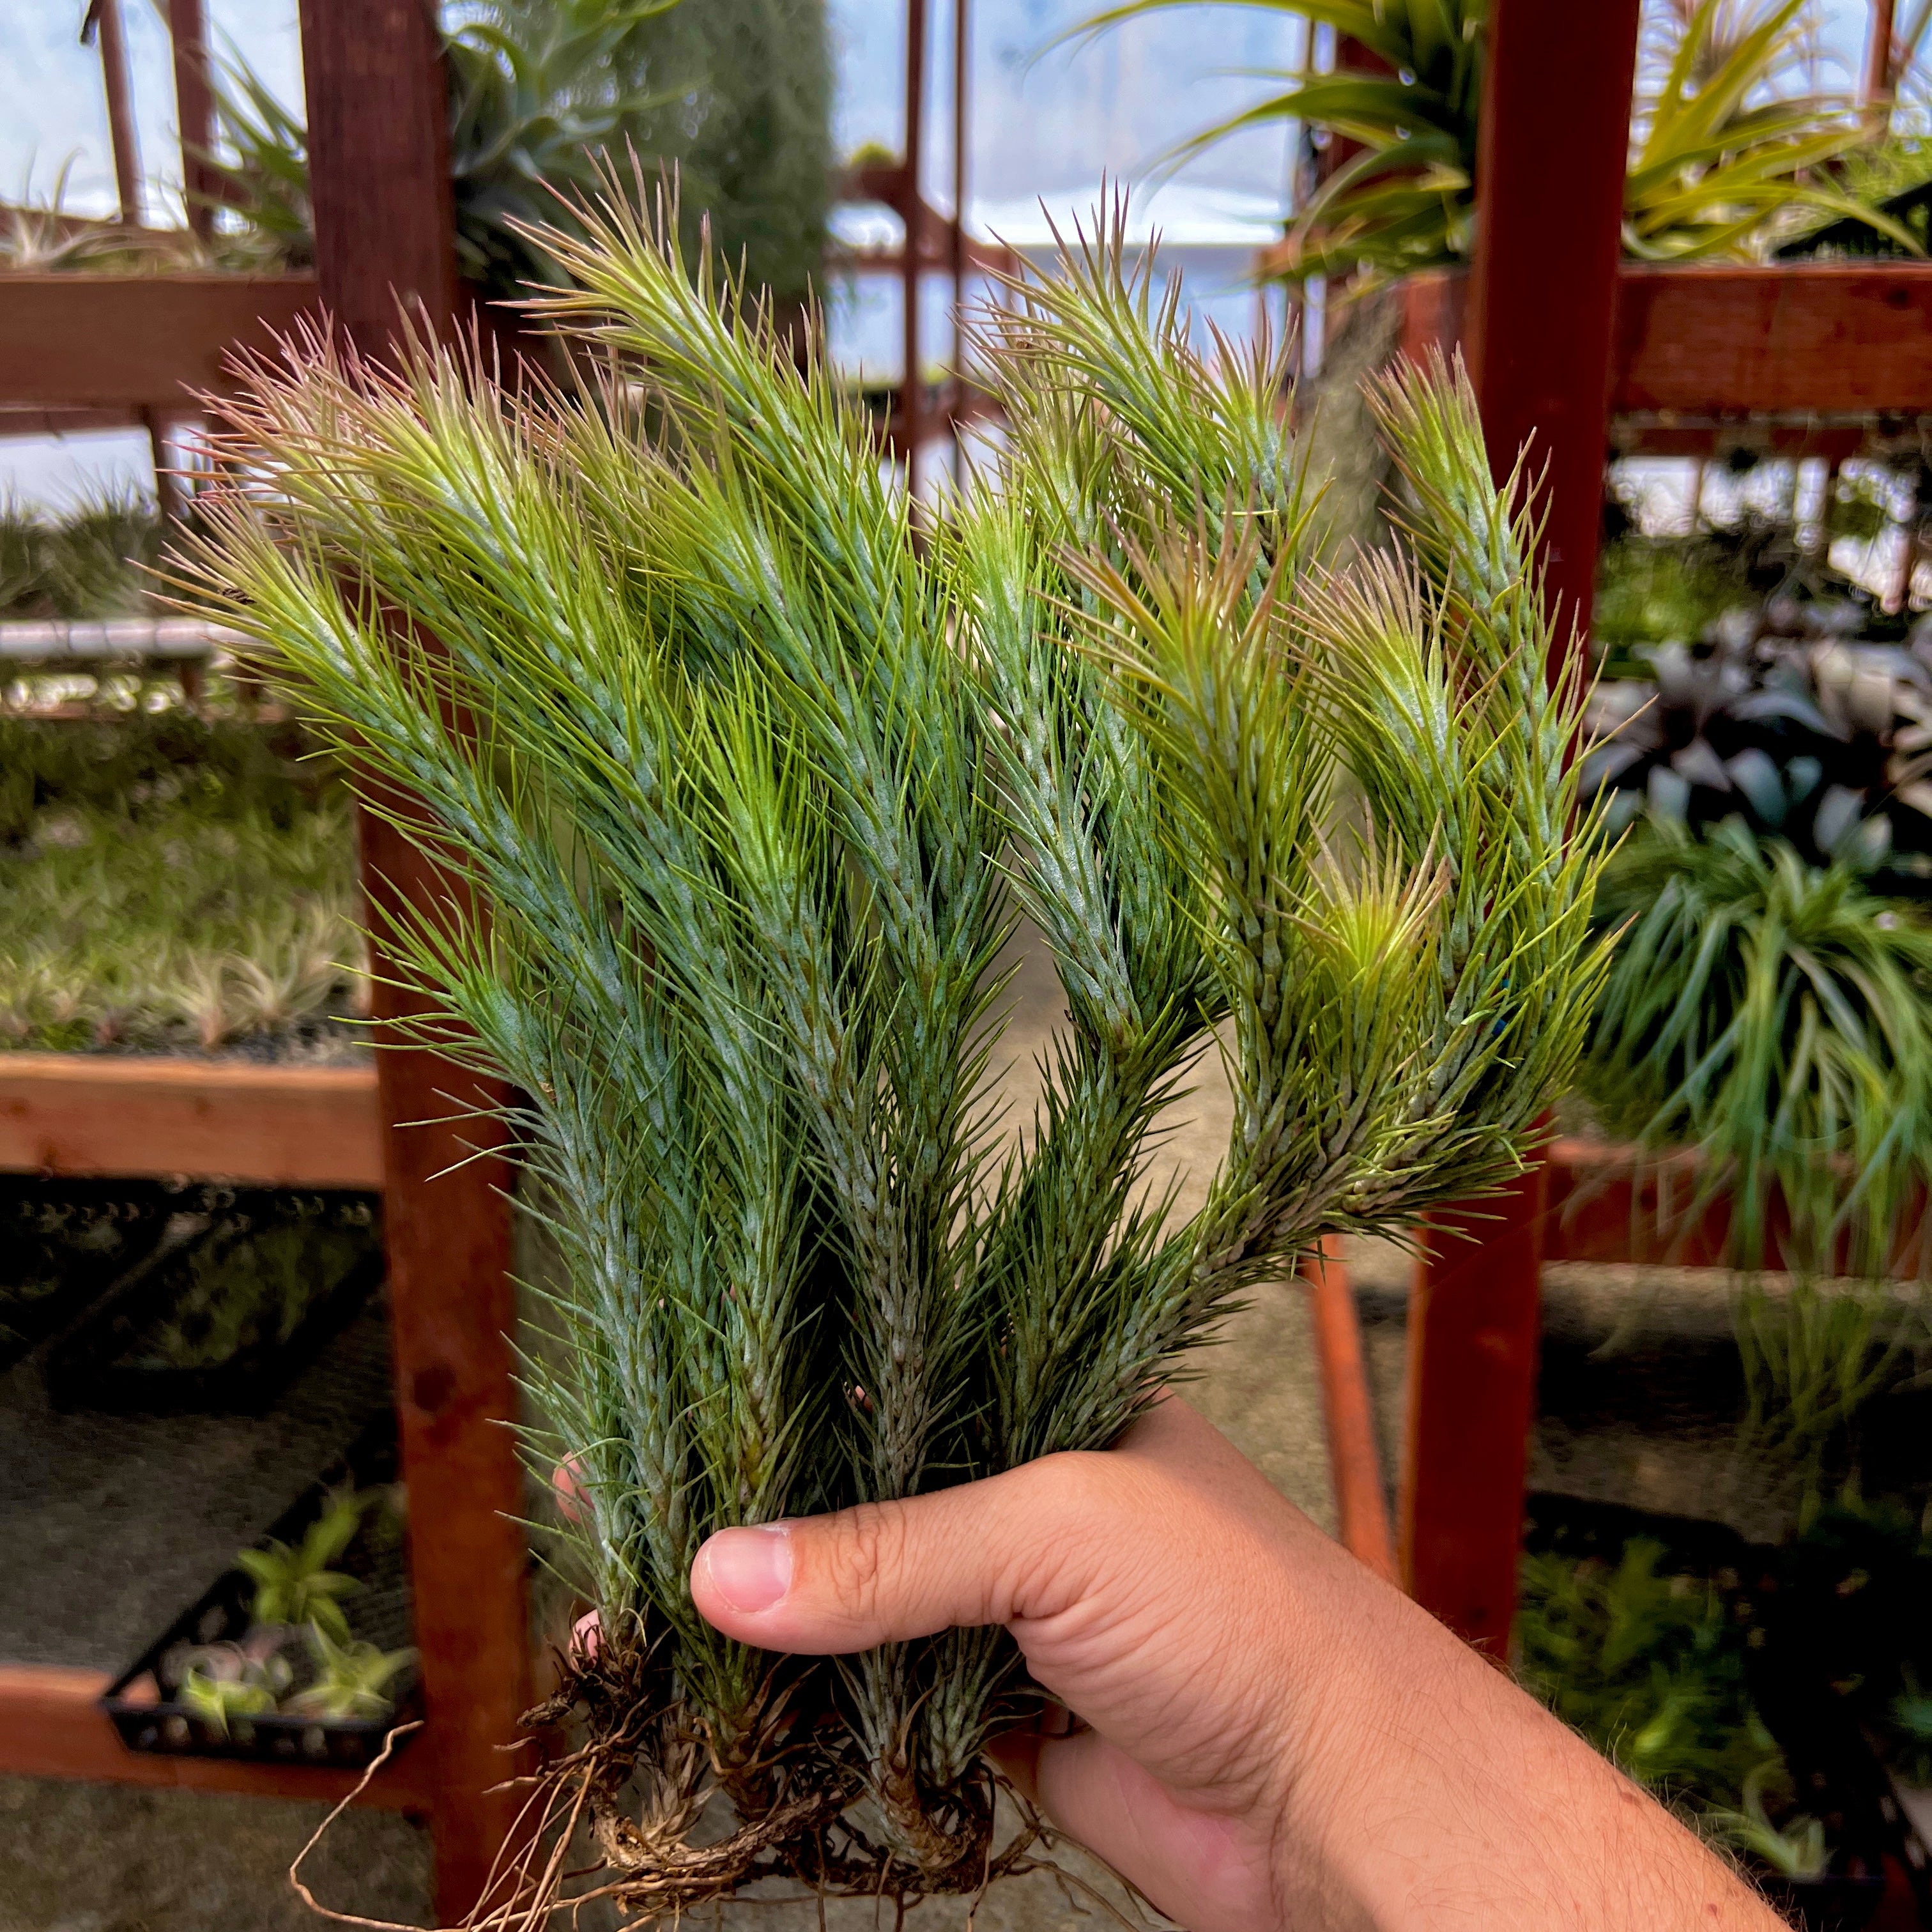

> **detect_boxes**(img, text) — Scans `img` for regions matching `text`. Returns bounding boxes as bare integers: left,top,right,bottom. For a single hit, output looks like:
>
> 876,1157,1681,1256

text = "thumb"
690,1453,1110,1653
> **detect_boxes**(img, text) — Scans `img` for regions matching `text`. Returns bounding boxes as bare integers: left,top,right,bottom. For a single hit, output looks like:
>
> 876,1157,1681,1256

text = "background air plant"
180,193,1606,1916
0,712,363,1055
194,0,832,305
1070,0,1917,285
1580,816,1932,1487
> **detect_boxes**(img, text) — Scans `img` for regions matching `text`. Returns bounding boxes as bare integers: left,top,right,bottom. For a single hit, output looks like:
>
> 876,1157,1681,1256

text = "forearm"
1282,1565,1781,1931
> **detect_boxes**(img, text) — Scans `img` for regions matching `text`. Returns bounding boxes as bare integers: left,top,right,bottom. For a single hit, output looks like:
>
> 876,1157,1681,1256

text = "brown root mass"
290,1639,1068,1930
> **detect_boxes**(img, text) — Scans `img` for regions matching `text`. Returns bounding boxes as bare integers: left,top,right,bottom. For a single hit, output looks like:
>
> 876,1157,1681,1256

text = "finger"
552,1455,588,1525
690,1452,1131,1653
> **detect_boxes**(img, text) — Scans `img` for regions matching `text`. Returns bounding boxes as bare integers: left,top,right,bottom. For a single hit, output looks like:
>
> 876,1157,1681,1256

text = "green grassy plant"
0,711,364,1054
1584,816,1932,1279
0,491,164,621
130,1212,372,1374
1583,816,1932,1475
178,195,1606,1911
1073,0,1915,283
286,1629,417,1722
1516,1539,1775,1813
200,0,831,305
234,1489,368,1645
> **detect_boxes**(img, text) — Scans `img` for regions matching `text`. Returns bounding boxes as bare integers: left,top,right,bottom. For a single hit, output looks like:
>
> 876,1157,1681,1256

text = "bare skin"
689,1399,1784,1932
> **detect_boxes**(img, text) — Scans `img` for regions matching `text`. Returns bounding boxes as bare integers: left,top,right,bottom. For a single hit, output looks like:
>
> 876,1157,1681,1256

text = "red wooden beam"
1358,261,1932,424
1299,1237,1399,1586
298,4,531,1920
1540,1135,1929,1278
0,273,318,410
1611,263,1932,417
1399,0,1641,1658
0,1054,381,1188
0,1665,431,1813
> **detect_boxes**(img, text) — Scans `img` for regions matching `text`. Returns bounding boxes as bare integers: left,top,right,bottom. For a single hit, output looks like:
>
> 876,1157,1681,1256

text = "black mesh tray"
0,1177,202,1374
44,1190,383,1413
102,1422,418,1768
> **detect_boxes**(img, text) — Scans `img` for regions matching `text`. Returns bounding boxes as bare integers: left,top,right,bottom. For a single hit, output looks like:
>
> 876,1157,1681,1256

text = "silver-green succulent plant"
181,192,1607,1918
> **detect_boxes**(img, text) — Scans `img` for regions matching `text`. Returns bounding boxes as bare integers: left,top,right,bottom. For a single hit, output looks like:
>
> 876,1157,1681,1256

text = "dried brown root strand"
516,1649,1064,1916
288,1712,1101,1930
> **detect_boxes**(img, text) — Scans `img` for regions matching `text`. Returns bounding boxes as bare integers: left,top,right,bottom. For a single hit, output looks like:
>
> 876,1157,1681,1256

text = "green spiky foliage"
1584,817,1932,1276
1581,817,1932,1475
0,711,362,1055
1516,1539,1775,1814
1072,0,1916,284
176,198,1605,1914
0,489,164,621
197,0,831,305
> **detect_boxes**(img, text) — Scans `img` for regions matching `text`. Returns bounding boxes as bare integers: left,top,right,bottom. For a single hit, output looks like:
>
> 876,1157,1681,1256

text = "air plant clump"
1583,816,1932,1275
1580,816,1932,1476
180,194,1606,1919
0,489,165,620
1075,0,1920,288
161,1486,416,1736
0,710,365,1055
1515,1538,1773,1813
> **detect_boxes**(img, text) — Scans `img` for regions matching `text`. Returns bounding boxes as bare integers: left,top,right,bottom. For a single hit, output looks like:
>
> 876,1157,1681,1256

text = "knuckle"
822,1501,907,1616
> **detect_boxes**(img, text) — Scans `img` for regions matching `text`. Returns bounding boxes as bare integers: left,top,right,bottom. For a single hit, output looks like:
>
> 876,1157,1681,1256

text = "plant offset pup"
184,197,1605,1918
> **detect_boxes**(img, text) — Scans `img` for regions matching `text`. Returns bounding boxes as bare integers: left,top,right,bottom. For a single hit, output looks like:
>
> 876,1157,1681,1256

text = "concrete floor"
4,927,1897,1928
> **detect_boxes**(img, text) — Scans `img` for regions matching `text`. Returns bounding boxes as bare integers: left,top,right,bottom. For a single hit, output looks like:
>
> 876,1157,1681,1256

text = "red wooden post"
1864,0,1899,104
901,0,930,480
1400,1164,1549,1651
298,4,532,1919
165,0,219,240
1299,1237,1398,1585
1462,0,1640,655
86,0,143,228
1398,0,1639,1655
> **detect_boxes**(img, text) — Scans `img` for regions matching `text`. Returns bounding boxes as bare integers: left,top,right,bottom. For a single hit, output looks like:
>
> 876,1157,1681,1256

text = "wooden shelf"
0,272,316,410
0,1053,382,1188
1541,1135,1921,1276
0,1664,431,1812
1367,261,1932,420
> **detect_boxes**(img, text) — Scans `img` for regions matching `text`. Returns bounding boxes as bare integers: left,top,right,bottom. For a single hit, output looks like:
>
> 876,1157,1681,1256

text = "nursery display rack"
1298,0,1932,1666
10,0,1922,1913
0,3,518,1915
0,1,986,1917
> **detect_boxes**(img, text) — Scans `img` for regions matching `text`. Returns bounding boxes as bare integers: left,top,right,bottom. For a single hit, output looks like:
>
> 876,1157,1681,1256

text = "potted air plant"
177,191,1607,1917
106,1448,418,1768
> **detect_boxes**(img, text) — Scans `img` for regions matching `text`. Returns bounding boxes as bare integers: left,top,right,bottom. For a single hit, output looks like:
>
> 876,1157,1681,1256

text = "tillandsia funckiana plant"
234,1489,367,1646
178,192,1606,1916
1515,1538,1774,1813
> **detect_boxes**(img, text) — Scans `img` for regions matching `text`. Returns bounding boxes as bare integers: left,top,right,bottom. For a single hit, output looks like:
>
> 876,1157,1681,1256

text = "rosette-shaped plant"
183,195,1606,1920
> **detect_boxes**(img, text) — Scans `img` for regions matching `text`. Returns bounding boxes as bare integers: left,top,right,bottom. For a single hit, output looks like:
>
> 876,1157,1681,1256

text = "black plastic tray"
0,1177,195,1374
102,1421,418,1769
44,1190,383,1413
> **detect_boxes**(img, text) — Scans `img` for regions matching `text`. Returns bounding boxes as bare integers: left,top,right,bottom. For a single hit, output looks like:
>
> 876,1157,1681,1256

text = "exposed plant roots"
289,1641,1068,1930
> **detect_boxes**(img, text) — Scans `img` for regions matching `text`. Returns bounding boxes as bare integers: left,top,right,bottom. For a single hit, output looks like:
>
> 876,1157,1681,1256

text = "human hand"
691,1399,1782,1932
